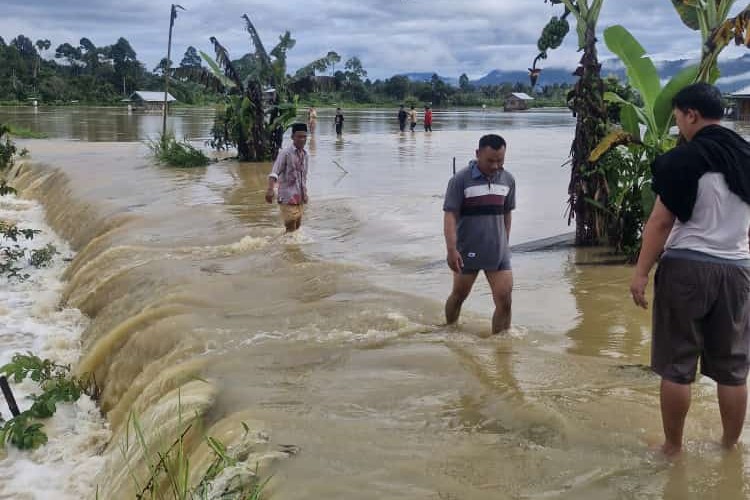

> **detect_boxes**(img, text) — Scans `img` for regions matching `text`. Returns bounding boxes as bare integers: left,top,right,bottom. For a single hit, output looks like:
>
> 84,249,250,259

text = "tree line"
0,33,573,107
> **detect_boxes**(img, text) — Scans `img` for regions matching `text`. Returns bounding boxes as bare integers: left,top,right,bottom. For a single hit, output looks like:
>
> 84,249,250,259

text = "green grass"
7,126,48,139
147,134,211,168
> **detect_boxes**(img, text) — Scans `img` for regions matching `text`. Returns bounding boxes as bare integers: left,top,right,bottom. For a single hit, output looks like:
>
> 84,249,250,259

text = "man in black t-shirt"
630,83,750,457
398,105,407,132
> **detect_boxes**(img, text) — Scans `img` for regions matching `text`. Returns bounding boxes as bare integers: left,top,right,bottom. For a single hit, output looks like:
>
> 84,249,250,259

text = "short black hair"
672,83,724,120
291,123,307,134
478,134,506,150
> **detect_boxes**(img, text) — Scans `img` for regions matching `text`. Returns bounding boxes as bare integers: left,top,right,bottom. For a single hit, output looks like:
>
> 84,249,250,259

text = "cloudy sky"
2,0,747,79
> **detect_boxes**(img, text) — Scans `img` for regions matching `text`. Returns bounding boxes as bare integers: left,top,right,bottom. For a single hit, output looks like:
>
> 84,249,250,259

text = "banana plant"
670,0,750,82
532,0,608,245
590,25,699,162
174,14,310,162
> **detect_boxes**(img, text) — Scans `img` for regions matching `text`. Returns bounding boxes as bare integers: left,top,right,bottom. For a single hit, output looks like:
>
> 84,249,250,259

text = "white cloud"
1,0,746,79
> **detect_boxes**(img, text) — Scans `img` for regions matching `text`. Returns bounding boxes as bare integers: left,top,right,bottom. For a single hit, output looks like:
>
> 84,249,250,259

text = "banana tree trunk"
568,23,608,245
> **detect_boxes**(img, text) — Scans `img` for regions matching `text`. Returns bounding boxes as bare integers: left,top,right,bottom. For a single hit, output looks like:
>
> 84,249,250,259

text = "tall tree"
153,57,173,75
180,46,201,68
54,42,82,73
344,56,367,82
326,51,341,76
109,37,138,94
459,73,471,91
11,35,36,59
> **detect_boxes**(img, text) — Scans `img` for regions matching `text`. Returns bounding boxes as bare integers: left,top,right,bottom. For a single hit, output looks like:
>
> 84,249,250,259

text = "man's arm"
504,211,512,241
444,211,463,273
265,152,285,203
630,196,676,309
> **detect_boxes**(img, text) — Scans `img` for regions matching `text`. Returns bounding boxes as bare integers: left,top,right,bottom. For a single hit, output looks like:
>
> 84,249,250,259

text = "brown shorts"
279,203,304,224
652,256,750,385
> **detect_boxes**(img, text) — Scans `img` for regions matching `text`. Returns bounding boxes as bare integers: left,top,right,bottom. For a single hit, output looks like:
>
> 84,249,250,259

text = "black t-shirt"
335,113,344,125
652,125,750,222
398,110,407,122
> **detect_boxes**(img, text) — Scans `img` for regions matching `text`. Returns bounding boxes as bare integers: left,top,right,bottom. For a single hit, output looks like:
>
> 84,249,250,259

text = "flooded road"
2,105,749,499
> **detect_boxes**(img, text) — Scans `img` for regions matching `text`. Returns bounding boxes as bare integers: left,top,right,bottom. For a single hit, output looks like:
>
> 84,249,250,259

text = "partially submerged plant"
147,134,210,168
0,353,96,450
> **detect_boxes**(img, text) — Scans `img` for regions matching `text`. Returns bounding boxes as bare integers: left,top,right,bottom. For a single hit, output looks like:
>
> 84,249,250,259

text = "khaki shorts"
279,203,304,224
652,256,750,385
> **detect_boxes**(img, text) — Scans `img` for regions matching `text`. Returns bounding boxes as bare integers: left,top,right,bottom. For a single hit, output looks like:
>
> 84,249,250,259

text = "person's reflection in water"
662,449,748,499
661,458,689,500
307,134,316,155
715,449,747,499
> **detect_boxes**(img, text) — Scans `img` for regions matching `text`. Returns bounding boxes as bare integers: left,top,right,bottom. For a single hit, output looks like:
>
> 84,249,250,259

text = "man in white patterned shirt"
265,123,309,232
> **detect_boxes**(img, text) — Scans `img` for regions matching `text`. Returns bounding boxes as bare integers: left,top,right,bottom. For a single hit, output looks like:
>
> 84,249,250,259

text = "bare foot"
660,442,682,457
721,437,740,451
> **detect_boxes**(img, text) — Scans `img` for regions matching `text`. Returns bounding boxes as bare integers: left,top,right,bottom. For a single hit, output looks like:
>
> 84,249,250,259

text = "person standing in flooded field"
408,105,418,132
307,106,317,133
398,104,408,132
424,105,433,132
334,107,344,137
443,134,516,334
630,83,750,456
265,123,309,232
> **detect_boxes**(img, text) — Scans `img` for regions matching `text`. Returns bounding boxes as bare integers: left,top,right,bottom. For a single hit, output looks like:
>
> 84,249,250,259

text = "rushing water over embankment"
3,108,750,498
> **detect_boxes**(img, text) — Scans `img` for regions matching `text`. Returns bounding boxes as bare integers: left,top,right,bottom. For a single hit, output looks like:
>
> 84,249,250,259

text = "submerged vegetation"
0,124,17,170
0,353,94,450
7,125,48,139
147,134,211,168
120,410,272,500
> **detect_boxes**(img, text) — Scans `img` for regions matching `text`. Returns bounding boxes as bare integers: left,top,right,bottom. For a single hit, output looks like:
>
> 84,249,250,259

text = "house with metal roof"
504,92,534,111
125,91,177,112
729,85,750,121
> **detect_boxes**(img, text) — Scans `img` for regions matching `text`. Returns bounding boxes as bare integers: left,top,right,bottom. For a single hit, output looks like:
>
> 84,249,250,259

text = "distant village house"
729,85,750,121
504,92,534,112
125,91,177,112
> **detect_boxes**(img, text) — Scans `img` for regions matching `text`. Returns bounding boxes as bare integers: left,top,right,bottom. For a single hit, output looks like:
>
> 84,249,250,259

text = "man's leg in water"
446,271,478,325
660,378,691,456
486,270,512,333
718,383,748,449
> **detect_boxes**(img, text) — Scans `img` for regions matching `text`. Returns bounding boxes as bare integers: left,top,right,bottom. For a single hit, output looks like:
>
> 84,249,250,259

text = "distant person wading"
334,108,344,137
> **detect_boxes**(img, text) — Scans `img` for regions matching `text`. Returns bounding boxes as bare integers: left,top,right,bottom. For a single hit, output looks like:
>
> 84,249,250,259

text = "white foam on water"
0,194,109,499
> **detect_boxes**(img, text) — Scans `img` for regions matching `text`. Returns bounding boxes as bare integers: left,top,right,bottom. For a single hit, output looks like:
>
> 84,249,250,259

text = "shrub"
147,134,211,168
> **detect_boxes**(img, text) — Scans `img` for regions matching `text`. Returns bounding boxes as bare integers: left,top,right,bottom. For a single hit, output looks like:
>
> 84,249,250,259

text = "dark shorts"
461,253,512,275
652,256,750,385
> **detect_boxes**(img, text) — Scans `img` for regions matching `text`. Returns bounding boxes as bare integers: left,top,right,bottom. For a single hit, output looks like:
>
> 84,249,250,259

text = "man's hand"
265,188,275,204
447,248,463,273
630,272,649,309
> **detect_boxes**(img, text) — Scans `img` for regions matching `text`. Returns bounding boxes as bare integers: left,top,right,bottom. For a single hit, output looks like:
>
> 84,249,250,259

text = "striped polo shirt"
443,161,516,270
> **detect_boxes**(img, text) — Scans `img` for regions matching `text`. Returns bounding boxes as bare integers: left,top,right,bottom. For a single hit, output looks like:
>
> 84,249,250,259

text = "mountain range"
403,53,750,93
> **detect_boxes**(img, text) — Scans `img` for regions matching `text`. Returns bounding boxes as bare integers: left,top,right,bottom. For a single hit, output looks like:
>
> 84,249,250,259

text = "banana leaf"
589,130,637,162
671,0,701,30
603,25,661,114
653,63,700,137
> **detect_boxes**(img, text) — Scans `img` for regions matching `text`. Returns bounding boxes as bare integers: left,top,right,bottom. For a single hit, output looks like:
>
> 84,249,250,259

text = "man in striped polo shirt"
443,134,516,333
